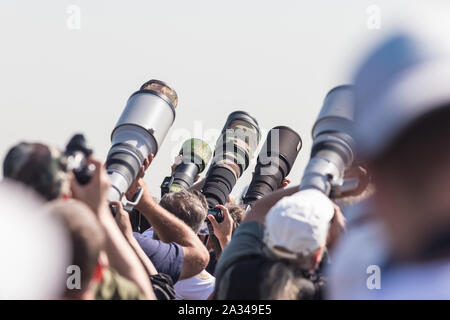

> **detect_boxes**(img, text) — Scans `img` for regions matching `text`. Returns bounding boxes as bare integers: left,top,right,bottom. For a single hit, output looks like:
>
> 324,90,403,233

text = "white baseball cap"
264,189,334,259
353,10,450,159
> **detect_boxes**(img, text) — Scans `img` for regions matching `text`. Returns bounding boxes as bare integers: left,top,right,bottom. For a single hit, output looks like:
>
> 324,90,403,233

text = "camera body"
160,175,175,197
65,134,93,185
207,207,224,223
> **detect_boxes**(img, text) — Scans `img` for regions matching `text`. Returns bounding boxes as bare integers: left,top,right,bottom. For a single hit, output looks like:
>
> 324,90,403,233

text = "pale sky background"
0,0,447,198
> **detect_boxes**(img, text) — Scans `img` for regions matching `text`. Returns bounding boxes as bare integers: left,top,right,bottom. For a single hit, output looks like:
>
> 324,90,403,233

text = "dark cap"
3,142,69,200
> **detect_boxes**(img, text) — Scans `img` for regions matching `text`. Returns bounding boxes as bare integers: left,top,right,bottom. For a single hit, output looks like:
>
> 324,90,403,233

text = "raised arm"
244,185,300,224
71,158,155,299
133,179,210,280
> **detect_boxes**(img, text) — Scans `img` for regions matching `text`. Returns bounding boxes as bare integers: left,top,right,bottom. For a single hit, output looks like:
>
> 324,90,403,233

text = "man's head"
260,189,334,300
159,190,208,233
353,18,450,260
45,199,105,299
264,189,334,270
3,142,70,201
367,107,450,260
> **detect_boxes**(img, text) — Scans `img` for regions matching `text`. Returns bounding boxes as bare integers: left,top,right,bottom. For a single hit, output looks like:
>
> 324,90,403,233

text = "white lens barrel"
107,89,176,202
112,92,175,149
301,85,355,196
300,157,342,195
107,171,130,202
312,85,354,139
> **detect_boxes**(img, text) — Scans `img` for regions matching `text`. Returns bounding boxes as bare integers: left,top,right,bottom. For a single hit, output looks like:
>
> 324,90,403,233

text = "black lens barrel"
171,162,200,191
243,126,302,205
202,166,237,209
202,111,261,209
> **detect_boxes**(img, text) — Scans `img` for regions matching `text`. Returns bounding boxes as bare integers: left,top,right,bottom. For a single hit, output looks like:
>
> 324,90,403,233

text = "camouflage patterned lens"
141,79,178,108
179,138,212,172
201,110,261,210
213,114,261,179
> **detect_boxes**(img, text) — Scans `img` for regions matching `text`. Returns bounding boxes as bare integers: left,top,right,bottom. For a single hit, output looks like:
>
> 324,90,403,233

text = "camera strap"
206,220,223,258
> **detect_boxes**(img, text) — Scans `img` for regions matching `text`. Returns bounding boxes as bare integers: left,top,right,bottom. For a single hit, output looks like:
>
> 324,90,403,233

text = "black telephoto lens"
160,138,212,197
243,126,302,205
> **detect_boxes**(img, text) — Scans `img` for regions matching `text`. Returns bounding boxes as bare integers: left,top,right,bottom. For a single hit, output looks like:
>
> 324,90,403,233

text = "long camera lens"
106,79,178,202
300,85,355,196
161,138,212,196
243,126,302,205
202,111,261,209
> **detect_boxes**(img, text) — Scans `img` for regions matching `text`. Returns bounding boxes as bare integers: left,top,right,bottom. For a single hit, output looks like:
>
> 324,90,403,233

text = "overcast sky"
0,0,446,198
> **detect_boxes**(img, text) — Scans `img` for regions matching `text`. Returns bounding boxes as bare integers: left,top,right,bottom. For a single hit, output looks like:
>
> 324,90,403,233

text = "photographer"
158,190,215,300
129,175,210,285
3,142,72,201
205,203,246,275
3,142,155,299
331,18,450,299
213,186,344,299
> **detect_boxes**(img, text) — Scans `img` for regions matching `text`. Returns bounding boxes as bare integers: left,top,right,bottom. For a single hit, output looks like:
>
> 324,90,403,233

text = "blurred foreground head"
45,199,105,299
353,13,450,261
0,181,70,299
3,142,70,201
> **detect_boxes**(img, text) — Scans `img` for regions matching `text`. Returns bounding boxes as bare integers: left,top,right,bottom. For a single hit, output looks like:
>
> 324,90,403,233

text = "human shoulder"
95,267,146,300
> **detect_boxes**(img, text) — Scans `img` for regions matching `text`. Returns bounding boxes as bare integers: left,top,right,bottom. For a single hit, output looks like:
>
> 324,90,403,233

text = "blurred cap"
264,189,334,259
353,11,450,159
0,181,71,299
3,142,69,200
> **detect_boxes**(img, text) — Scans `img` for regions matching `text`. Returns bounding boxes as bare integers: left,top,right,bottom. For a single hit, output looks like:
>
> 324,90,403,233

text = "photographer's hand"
124,153,154,213
112,201,134,238
326,203,346,251
207,205,233,249
244,185,300,224
70,158,110,213
126,178,154,213
72,158,155,299
171,154,183,174
126,154,154,200
112,201,158,276
279,178,291,189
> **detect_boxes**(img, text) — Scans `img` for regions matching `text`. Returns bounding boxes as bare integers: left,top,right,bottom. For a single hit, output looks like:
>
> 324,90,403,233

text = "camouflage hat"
3,142,70,201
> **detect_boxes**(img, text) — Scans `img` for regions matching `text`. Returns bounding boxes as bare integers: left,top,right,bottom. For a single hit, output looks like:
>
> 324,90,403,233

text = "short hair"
159,190,208,233
45,199,105,298
226,204,245,232
260,260,317,300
